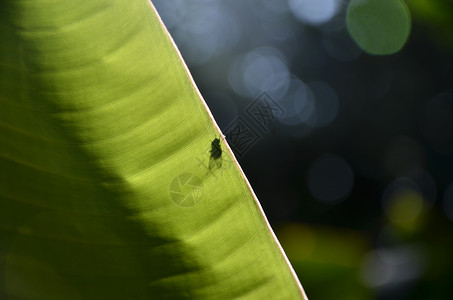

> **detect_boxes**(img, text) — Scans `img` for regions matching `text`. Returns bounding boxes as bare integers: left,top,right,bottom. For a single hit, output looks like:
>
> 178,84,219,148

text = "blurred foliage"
277,223,372,299
406,0,453,52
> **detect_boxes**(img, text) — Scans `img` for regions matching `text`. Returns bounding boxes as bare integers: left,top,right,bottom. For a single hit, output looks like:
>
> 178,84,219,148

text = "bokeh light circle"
289,0,341,25
361,246,424,288
346,0,411,55
307,155,354,204
228,47,290,99
382,178,424,224
277,78,315,126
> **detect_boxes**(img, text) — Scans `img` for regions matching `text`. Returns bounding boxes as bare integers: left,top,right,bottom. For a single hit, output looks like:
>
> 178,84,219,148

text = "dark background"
153,1,453,299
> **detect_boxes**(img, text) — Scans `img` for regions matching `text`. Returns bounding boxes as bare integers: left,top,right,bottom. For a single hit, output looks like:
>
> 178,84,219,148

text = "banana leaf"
0,0,306,298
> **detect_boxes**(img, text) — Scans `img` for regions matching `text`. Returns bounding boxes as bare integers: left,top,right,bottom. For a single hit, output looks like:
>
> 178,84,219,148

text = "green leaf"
0,0,306,298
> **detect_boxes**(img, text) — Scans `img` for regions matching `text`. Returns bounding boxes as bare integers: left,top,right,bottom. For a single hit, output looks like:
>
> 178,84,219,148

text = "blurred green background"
152,0,453,299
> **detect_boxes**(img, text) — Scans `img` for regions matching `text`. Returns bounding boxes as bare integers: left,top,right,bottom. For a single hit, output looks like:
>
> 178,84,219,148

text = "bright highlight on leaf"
346,0,411,55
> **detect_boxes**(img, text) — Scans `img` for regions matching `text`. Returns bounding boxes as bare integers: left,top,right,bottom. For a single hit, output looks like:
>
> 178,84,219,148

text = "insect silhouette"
209,137,223,170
